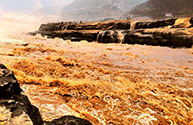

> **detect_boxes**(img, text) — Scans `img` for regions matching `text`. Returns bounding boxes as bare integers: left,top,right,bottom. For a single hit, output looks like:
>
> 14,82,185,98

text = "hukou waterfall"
0,0,193,125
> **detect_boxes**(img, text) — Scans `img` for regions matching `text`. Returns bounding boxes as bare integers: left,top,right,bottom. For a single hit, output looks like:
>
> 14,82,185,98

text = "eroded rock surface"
97,30,119,43
40,30,98,42
38,20,131,42
39,21,131,31
37,17,193,48
134,18,177,29
123,28,193,48
0,64,43,125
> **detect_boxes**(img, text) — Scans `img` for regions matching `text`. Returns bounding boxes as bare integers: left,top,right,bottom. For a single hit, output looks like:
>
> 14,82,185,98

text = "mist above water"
0,0,74,39
0,11,42,43
0,0,147,38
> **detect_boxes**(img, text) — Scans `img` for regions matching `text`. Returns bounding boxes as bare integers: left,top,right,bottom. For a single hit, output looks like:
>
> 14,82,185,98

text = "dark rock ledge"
0,64,92,125
35,17,193,48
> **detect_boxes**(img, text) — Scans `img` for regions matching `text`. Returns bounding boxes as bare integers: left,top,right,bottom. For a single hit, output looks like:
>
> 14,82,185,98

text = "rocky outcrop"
122,29,193,48
36,17,193,48
0,64,92,125
134,18,177,29
0,64,43,125
97,30,119,43
173,17,193,28
40,30,98,42
39,21,131,32
38,17,193,32
38,21,131,42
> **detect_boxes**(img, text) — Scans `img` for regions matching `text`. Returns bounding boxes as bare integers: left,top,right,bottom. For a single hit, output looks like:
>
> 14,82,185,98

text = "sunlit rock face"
173,17,193,28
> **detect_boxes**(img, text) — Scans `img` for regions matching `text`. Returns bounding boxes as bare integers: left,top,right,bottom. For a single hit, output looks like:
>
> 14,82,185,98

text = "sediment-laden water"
0,34,193,124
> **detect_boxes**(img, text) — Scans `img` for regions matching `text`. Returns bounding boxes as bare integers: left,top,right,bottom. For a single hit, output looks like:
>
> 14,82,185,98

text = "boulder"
97,30,120,43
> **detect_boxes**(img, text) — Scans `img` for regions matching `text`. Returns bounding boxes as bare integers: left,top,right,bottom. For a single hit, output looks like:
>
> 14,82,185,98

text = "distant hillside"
129,0,193,19
117,0,147,12
36,0,147,22
61,0,123,22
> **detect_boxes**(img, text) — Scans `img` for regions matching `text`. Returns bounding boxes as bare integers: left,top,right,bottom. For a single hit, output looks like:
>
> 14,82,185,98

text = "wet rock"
0,64,21,99
107,22,131,30
38,21,131,42
97,30,119,43
39,21,131,32
39,22,69,32
123,29,193,48
190,17,193,26
37,17,193,47
45,116,92,125
123,30,157,45
39,30,98,42
0,64,43,125
134,18,177,29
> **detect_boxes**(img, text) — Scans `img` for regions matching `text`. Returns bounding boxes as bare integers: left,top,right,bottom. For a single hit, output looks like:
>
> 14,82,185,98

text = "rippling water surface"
0,33,193,124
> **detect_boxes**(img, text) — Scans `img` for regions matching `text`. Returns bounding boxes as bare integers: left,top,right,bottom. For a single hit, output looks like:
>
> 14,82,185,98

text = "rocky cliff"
37,17,193,48
0,64,92,125
129,0,193,19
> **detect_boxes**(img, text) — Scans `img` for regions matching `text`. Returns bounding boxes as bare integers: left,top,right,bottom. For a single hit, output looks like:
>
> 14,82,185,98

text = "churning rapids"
0,13,193,124
0,33,193,124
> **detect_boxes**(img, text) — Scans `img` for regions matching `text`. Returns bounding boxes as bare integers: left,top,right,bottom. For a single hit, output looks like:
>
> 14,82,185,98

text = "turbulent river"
0,33,193,124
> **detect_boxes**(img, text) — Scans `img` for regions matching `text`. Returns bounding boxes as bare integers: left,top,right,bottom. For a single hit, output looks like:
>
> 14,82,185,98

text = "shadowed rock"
97,30,119,43
0,64,43,125
123,29,193,48
39,21,131,31
45,116,92,125
39,30,98,42
134,18,177,29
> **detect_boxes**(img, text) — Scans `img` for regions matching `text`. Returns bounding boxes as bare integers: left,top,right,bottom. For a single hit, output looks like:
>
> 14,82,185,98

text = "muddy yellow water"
0,35,193,124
